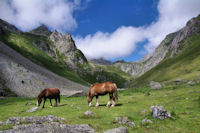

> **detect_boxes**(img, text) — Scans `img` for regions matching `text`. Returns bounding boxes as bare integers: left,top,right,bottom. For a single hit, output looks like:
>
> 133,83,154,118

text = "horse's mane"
38,89,46,98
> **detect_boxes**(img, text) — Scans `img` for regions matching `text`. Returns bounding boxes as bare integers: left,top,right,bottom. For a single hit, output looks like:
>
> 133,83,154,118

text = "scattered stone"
115,117,135,127
77,107,81,110
174,79,183,85
71,104,74,107
142,118,153,125
84,111,94,116
187,81,195,85
26,107,39,112
0,121,5,125
1,123,95,133
104,126,127,133
150,105,171,120
185,85,191,88
149,81,162,89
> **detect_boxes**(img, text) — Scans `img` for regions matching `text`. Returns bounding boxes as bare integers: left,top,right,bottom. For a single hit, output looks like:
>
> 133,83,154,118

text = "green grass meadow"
1,84,200,132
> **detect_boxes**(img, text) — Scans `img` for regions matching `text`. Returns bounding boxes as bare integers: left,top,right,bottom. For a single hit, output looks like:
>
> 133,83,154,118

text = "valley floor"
0,84,200,133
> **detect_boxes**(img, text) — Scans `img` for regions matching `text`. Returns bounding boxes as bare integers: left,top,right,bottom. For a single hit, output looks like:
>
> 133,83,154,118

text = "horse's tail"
114,83,118,103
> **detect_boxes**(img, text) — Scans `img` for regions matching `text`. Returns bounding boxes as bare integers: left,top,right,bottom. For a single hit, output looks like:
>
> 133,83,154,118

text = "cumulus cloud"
75,26,145,59
0,0,82,32
75,0,200,59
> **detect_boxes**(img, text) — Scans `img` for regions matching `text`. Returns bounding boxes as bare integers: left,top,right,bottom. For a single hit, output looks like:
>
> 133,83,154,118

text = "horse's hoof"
111,105,115,107
50,106,53,108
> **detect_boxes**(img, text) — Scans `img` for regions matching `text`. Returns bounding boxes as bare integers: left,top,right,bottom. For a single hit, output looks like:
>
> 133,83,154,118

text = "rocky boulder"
104,126,127,133
149,81,162,89
141,118,153,125
29,24,52,37
115,117,135,127
150,105,171,120
84,111,95,116
1,116,95,133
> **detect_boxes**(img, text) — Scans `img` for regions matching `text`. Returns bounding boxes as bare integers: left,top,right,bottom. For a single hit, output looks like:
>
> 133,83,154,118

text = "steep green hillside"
130,34,200,87
0,30,89,86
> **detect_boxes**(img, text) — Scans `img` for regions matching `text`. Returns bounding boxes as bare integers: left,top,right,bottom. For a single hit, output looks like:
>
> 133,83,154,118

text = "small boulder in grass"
26,107,39,112
84,111,94,116
115,117,135,127
150,105,171,120
142,118,153,125
104,126,127,133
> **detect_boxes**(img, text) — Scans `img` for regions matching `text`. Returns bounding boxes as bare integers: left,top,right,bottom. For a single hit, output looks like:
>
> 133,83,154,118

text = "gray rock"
141,118,153,125
29,25,52,37
187,81,195,85
77,107,81,110
26,107,39,112
115,117,135,127
149,81,162,89
84,111,94,116
150,105,171,120
0,121,5,125
104,126,127,133
6,115,65,125
1,123,95,133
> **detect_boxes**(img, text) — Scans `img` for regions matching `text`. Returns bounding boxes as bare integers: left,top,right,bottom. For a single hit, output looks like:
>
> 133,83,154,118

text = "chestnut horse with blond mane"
37,88,60,108
88,82,118,107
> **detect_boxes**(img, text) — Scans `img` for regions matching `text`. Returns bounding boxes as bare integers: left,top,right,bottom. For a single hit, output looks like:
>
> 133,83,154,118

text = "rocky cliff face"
115,14,200,77
49,30,87,67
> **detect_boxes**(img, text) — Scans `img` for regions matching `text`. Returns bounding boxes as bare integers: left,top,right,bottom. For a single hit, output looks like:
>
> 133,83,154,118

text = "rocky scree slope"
114,14,200,78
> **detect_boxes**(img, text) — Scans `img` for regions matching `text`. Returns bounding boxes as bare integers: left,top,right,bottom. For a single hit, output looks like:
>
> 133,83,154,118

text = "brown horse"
37,88,60,108
88,81,118,107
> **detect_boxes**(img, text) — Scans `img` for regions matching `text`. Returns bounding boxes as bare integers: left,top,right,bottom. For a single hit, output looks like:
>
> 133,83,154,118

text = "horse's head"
37,97,42,106
87,96,92,107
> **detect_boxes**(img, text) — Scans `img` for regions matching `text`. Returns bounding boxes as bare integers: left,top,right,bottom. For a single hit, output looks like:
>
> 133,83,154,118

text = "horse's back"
45,88,60,96
90,82,116,94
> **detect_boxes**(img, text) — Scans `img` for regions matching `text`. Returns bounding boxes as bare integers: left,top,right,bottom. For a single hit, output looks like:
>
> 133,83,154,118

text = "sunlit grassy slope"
0,84,200,132
130,34,200,87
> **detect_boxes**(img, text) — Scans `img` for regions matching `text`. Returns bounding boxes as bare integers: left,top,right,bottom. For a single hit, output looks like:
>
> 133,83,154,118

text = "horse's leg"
88,95,94,107
111,92,116,107
42,98,46,108
106,93,112,107
95,96,99,107
50,99,53,108
54,98,57,107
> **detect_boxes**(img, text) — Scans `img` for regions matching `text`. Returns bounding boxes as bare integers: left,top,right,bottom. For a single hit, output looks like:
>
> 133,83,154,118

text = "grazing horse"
37,88,60,108
88,82,118,107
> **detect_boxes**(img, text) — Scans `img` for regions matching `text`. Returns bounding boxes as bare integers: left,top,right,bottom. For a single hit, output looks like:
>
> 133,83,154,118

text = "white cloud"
0,0,82,32
75,26,145,59
75,0,200,59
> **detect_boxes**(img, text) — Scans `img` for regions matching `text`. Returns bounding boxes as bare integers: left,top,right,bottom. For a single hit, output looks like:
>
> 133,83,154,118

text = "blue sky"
0,0,200,62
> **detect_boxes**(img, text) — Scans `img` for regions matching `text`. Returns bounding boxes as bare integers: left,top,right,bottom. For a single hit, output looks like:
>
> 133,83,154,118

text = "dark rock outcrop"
0,19,20,33
29,24,52,37
91,58,113,65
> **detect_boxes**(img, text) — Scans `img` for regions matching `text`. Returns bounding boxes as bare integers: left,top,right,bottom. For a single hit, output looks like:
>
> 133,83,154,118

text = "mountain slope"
114,15,200,78
0,41,88,97
129,14,200,87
